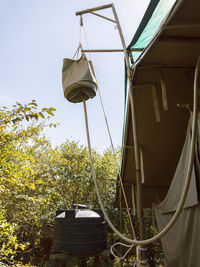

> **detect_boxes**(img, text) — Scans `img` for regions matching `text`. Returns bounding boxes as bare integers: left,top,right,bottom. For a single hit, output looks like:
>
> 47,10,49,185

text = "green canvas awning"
118,0,200,208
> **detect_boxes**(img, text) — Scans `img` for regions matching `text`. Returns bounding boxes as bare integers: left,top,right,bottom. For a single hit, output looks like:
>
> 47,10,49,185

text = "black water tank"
53,206,106,256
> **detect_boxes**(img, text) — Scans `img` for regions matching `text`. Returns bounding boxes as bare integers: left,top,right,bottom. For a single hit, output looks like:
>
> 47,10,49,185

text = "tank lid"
56,212,66,218
75,209,100,218
72,204,88,209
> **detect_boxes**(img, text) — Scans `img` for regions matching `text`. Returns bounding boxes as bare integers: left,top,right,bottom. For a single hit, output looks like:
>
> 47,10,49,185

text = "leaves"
0,100,159,266
0,101,58,266
0,100,56,127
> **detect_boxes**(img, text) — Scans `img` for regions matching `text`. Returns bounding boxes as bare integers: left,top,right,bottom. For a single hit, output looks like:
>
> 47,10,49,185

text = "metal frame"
76,4,144,241
81,48,143,53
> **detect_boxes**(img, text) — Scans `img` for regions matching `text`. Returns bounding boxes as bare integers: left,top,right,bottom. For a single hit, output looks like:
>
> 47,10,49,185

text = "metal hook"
80,15,83,26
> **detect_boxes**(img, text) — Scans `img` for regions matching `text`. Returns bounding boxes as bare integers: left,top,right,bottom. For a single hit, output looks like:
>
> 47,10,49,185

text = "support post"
119,186,123,267
111,4,144,241
76,3,144,242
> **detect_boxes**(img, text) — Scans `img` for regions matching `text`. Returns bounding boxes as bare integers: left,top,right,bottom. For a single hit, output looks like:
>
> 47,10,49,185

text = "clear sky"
0,0,150,152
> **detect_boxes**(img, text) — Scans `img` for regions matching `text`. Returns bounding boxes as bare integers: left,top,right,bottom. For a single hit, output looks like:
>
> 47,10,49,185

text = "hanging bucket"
62,53,97,103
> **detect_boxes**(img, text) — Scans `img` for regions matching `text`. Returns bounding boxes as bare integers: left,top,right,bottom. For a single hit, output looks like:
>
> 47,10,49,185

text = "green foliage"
0,210,25,263
0,100,164,266
0,101,56,266
55,141,120,210
0,100,121,265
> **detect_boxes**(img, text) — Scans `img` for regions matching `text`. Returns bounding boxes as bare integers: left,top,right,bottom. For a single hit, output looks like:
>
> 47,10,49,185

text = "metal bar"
160,36,200,43
82,49,124,52
119,186,123,267
124,145,134,149
82,48,143,53
152,205,156,230
164,24,200,30
130,48,144,52
131,184,136,215
111,4,145,241
123,183,168,188
136,65,195,70
133,83,155,88
89,11,116,23
140,147,145,184
76,4,113,16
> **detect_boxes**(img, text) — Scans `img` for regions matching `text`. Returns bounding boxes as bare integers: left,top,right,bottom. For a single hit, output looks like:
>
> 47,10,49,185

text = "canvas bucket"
62,53,97,103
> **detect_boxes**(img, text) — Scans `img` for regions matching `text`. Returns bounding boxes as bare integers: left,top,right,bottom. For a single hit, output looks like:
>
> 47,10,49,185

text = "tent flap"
156,115,198,214
155,116,200,266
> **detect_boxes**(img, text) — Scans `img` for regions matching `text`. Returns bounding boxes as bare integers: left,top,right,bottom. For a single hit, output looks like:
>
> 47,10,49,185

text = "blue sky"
0,0,150,152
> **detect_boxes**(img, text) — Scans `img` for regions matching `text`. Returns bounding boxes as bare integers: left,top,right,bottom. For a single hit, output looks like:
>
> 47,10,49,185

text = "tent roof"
118,0,200,207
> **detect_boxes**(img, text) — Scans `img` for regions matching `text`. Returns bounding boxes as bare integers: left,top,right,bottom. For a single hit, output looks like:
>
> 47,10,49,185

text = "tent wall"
117,68,192,207
155,117,200,266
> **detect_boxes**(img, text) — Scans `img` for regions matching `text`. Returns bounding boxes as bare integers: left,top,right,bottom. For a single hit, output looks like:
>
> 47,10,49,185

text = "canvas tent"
117,0,200,208
155,115,200,267
116,0,200,265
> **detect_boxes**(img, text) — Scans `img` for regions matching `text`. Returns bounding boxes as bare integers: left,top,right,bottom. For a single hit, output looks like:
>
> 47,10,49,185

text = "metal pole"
81,48,143,53
119,186,123,267
76,4,113,16
76,3,144,242
111,4,144,241
82,49,124,53
89,11,116,23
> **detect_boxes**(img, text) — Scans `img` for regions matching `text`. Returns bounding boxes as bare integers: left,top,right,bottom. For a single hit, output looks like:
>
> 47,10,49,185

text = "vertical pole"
111,4,144,240
119,185,122,232
119,186,123,267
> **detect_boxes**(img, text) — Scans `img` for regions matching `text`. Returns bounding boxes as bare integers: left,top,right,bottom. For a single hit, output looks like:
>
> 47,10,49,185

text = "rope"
110,242,133,260
110,243,149,266
72,16,84,60
81,18,136,238
82,54,200,246
72,44,82,60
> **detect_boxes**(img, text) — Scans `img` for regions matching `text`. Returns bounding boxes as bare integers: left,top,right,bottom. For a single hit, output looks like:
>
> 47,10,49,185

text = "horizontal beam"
136,65,195,70
160,36,200,43
81,48,143,53
164,24,200,30
82,49,123,53
76,4,113,16
122,183,169,188
123,145,134,149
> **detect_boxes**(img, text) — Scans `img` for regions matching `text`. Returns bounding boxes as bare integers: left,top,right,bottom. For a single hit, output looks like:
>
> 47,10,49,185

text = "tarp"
155,116,200,267
122,0,177,167
128,0,177,61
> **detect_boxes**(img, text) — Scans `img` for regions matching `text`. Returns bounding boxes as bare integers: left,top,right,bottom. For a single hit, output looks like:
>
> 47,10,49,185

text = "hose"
83,56,200,245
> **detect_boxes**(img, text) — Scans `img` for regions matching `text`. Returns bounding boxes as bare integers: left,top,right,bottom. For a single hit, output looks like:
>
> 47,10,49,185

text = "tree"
0,101,164,266
0,101,56,266
0,100,121,266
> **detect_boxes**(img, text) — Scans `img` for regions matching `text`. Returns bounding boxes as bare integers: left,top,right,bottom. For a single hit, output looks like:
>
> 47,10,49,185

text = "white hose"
80,21,136,238
83,56,200,246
